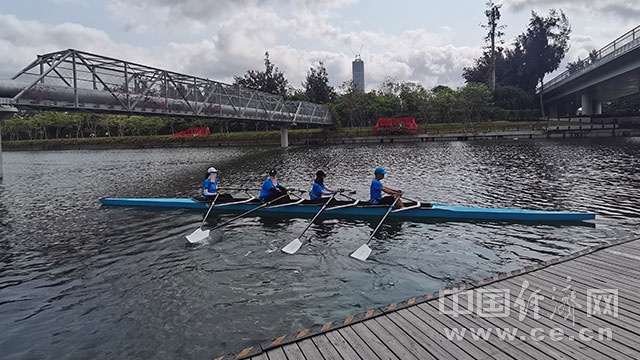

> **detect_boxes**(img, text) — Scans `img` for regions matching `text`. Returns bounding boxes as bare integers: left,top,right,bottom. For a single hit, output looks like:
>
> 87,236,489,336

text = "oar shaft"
299,193,336,236
365,201,396,245
211,193,289,230
199,193,219,228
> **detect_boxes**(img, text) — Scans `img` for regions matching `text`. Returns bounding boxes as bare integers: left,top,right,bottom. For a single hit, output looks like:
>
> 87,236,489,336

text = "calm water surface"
1,138,639,359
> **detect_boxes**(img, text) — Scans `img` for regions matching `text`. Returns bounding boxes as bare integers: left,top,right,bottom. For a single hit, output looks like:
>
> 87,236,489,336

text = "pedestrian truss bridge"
0,49,332,126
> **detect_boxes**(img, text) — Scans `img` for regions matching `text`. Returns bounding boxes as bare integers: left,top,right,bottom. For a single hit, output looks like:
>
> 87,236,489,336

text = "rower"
202,167,233,202
259,169,291,204
309,170,340,203
369,167,404,208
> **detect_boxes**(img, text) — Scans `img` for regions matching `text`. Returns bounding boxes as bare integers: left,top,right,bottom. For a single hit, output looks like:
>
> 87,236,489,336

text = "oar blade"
350,244,372,261
281,238,303,254
186,228,210,243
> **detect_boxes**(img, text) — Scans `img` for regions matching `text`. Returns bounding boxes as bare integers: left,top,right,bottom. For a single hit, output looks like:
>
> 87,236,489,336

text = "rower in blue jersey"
369,167,404,208
259,169,290,204
309,170,338,202
202,167,219,201
202,167,233,202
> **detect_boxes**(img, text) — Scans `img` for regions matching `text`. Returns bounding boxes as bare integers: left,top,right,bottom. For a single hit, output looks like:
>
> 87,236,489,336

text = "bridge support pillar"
280,127,289,148
0,106,18,179
581,93,593,115
594,101,602,115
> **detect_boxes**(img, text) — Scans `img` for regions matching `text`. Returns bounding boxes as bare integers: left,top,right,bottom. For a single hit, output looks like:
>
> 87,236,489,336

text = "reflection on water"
1,138,640,359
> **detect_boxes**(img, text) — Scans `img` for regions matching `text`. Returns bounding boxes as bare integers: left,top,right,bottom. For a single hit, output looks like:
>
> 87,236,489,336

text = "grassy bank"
3,120,561,150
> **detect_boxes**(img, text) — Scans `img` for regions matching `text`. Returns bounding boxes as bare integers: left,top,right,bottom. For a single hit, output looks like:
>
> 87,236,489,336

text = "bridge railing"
0,49,332,125
541,24,640,92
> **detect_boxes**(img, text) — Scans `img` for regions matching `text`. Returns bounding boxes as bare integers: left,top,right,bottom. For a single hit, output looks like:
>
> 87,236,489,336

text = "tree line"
3,3,577,141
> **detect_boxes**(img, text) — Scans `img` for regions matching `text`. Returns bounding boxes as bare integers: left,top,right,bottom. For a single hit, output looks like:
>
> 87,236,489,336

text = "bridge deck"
218,237,640,359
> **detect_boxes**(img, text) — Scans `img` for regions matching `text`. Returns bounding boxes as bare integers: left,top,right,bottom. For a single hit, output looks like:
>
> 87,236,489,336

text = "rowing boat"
98,197,595,222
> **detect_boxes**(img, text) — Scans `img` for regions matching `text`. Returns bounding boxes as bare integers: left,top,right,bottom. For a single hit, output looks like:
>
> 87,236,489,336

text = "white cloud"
1,1,637,92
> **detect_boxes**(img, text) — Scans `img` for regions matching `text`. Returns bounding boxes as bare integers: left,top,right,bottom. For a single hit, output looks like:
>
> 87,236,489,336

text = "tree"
458,83,494,122
427,86,458,123
482,1,506,93
302,62,336,104
233,52,290,96
334,80,373,127
519,10,571,116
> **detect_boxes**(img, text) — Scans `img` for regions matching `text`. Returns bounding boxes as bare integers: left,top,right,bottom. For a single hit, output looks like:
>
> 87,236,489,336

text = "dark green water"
1,138,639,359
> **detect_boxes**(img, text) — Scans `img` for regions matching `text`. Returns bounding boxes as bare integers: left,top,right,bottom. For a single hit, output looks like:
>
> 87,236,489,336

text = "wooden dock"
216,237,640,359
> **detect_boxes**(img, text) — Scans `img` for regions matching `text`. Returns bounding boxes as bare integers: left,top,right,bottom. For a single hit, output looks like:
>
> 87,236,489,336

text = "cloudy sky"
1,0,638,92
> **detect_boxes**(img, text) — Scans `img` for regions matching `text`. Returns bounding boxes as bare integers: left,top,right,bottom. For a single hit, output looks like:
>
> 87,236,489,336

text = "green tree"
427,86,458,123
334,80,373,127
303,62,336,104
458,83,494,122
519,9,571,116
233,52,290,96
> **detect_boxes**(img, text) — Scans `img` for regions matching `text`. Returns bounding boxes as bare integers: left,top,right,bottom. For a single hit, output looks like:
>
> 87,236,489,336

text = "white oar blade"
186,228,210,243
281,238,303,254
350,244,372,261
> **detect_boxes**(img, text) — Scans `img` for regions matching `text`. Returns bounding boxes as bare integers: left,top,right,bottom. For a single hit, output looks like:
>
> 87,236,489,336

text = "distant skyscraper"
352,55,364,91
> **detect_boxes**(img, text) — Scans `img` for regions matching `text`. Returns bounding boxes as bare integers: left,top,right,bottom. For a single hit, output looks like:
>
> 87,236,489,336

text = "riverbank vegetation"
3,120,566,150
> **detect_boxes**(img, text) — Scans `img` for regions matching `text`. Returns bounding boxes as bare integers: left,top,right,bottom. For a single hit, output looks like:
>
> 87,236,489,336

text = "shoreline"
4,127,639,151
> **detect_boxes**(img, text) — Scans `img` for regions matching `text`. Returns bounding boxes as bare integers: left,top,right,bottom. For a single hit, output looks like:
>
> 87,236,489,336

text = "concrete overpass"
540,25,640,117
0,49,333,178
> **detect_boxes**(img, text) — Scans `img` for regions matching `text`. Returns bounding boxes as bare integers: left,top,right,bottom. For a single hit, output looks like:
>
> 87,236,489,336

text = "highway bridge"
540,25,640,117
0,49,333,178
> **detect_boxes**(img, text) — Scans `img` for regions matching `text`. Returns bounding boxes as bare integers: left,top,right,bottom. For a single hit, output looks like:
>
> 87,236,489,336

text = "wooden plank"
249,352,268,360
338,326,384,360
551,262,640,297
512,275,640,359
568,256,640,284
422,301,528,360
580,252,640,274
324,330,360,360
297,338,324,360
499,277,636,360
311,334,342,360
363,317,422,360
412,303,514,360
541,264,640,315
374,315,439,360
528,269,640,331
349,322,400,360
519,274,640,355
612,242,640,254
462,282,575,360
390,308,475,359
265,347,288,360
281,343,306,360
524,272,640,335
557,260,640,300
427,295,541,360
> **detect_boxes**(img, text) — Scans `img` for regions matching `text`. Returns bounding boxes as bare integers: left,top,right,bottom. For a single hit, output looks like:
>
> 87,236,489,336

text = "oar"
281,191,339,254
199,192,291,236
350,197,397,261
185,193,220,243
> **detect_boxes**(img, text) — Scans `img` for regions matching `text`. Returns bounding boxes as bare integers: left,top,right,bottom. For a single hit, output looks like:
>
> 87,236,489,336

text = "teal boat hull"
99,197,596,222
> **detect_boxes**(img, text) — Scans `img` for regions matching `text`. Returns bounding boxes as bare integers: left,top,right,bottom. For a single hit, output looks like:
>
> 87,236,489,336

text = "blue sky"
1,1,638,91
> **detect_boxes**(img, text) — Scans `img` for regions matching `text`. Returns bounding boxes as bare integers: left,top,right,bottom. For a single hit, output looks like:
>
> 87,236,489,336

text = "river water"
1,138,639,359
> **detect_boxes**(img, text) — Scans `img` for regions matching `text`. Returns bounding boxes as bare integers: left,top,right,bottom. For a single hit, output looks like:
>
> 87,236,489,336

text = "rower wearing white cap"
202,167,235,202
202,167,220,201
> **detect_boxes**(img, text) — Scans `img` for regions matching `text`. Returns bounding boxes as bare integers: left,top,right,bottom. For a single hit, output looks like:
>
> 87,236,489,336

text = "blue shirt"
370,178,383,204
310,182,325,200
202,178,218,200
260,178,281,201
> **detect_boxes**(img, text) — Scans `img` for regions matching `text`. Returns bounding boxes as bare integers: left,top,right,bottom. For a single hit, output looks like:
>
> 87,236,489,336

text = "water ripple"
1,139,639,359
